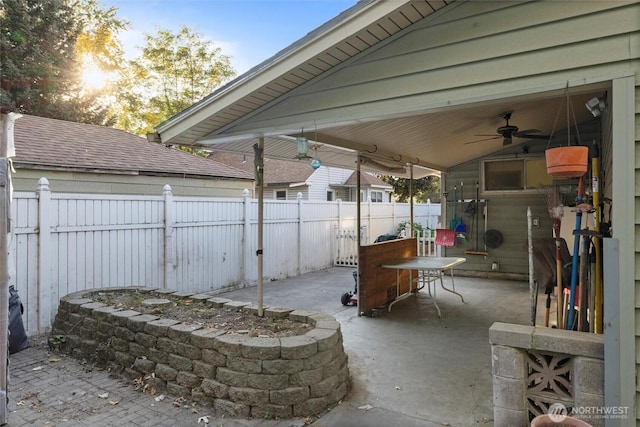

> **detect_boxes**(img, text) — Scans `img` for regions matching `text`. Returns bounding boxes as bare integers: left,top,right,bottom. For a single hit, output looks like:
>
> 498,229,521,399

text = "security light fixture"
585,97,606,117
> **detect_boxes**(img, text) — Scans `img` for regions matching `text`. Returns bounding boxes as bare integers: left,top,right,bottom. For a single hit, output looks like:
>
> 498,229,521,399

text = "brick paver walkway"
6,341,308,427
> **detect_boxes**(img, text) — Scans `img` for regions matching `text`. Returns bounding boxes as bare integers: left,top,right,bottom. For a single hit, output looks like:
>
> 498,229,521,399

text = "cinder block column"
573,356,605,427
491,344,528,425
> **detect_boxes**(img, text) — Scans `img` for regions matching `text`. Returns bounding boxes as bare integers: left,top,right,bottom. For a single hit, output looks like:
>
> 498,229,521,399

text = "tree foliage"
0,0,126,125
380,175,441,203
73,0,128,72
113,25,236,136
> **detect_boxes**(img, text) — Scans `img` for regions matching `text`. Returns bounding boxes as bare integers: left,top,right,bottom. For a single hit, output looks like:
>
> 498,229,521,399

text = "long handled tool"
567,178,585,330
592,141,603,334
450,185,460,229
455,182,467,236
551,208,564,329
465,182,488,256
578,228,589,331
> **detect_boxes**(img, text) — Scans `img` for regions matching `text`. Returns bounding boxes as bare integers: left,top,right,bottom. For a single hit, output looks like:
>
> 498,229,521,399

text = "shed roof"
13,115,253,181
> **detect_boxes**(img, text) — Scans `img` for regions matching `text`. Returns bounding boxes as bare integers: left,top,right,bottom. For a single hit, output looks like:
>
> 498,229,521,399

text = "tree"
0,0,126,125
380,175,441,203
73,0,128,73
113,25,236,136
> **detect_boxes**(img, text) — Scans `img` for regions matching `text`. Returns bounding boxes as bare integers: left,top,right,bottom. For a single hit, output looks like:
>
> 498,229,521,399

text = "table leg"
439,269,465,303
388,268,416,312
431,270,441,317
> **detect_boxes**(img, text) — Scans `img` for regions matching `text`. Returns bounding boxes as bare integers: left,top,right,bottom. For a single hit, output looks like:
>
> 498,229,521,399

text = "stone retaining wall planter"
51,288,349,419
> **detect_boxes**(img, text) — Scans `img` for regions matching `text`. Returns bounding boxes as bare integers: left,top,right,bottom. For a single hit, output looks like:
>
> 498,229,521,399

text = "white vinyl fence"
10,178,440,336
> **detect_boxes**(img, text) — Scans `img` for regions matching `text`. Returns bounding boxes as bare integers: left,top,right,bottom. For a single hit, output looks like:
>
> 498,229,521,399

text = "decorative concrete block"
156,363,178,381
127,314,159,332
288,310,316,323
264,307,293,319
201,378,229,398
489,322,533,349
167,323,203,342
491,345,526,379
168,353,193,372
217,367,249,387
224,301,251,311
246,373,288,390
51,292,349,420
310,374,338,398
270,386,309,405
109,310,141,326
214,334,249,356
214,398,250,418
280,335,317,359
242,337,281,360
289,368,323,387
176,371,202,388
134,332,157,348
156,336,177,354
201,348,226,366
570,394,606,427
144,318,181,337
572,356,604,396
175,342,201,360
189,293,214,301
227,357,262,374
493,375,525,411
262,359,304,375
193,360,216,379
305,328,339,352
206,297,232,307
190,328,225,349
304,348,335,371
228,387,269,405
531,328,604,359
313,320,340,331
133,357,156,374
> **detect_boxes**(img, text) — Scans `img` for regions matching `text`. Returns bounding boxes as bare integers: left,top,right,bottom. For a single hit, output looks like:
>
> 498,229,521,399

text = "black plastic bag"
9,286,29,354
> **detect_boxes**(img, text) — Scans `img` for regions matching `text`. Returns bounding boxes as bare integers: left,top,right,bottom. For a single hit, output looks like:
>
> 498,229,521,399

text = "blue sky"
105,0,357,74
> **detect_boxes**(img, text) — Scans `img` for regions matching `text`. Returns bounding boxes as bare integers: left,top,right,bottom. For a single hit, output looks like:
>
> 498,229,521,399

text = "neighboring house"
153,1,640,423
211,151,392,201
12,115,253,196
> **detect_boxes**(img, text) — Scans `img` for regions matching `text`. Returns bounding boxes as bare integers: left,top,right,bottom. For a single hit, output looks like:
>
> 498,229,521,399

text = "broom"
465,182,488,256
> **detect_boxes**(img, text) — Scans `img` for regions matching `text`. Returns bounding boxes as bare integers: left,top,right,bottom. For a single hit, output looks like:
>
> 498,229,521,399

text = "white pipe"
527,207,536,326
255,138,265,317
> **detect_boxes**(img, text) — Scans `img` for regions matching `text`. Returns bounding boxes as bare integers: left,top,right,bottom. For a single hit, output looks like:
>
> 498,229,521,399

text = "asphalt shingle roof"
344,171,392,188
13,115,253,180
210,151,314,185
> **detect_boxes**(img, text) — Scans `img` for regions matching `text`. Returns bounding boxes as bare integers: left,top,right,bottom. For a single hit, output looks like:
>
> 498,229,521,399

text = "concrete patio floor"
218,266,538,427
7,266,542,427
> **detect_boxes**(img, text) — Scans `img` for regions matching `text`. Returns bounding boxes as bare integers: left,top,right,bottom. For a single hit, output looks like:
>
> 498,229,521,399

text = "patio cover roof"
154,0,605,178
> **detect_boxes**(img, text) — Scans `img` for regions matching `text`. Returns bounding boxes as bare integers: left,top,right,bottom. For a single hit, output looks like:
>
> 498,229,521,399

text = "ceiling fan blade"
464,136,501,145
514,129,542,135
516,134,552,140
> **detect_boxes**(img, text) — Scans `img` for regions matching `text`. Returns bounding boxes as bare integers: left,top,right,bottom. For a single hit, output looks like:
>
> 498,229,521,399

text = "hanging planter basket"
545,146,589,179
